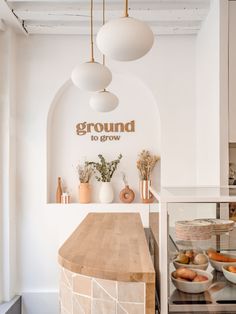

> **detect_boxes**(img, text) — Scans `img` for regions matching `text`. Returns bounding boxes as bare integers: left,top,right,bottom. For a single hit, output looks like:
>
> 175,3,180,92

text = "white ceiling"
1,0,210,35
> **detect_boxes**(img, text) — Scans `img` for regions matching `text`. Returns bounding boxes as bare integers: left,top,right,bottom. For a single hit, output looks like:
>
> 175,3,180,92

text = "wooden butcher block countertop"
58,213,155,283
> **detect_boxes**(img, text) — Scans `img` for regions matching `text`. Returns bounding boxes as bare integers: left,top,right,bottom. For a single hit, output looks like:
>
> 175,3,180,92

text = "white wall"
196,0,221,185
13,33,197,312
48,74,161,203
109,36,197,187
0,29,17,303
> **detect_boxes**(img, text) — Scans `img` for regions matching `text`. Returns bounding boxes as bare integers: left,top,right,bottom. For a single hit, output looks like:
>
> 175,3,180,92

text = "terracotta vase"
79,183,91,203
99,182,114,203
139,180,154,203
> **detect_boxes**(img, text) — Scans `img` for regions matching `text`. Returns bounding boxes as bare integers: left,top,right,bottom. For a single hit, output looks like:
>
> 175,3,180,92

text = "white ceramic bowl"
222,265,236,284
171,269,213,294
209,254,236,272
173,259,209,271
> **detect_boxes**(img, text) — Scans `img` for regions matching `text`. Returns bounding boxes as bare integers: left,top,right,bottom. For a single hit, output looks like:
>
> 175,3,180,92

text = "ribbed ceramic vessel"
139,180,154,203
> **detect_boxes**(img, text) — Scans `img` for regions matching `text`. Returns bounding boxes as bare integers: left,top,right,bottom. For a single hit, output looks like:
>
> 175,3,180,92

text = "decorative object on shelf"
229,162,236,185
136,150,160,203
119,172,135,203
96,0,154,61
139,180,154,204
90,0,119,113
99,181,114,203
77,163,93,203
71,0,112,91
56,177,63,203
175,220,213,241
87,154,122,203
61,192,71,204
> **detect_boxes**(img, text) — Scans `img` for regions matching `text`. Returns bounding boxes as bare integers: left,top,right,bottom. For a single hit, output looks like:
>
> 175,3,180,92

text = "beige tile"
92,299,116,314
73,274,92,296
64,268,73,288
95,278,117,299
119,302,145,314
118,282,145,303
73,295,87,314
60,282,73,313
117,303,127,314
74,294,91,314
93,280,114,301
60,268,71,289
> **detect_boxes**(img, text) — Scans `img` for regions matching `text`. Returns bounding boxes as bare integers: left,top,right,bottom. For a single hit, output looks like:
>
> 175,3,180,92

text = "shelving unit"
150,186,236,314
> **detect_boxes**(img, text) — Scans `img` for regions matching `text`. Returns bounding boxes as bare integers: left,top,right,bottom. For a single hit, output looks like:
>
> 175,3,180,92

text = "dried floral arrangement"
77,163,93,183
137,150,160,180
87,154,122,182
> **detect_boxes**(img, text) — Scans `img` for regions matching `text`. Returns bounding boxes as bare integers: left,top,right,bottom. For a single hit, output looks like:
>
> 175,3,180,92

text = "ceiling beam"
12,8,208,22
24,19,202,35
0,0,28,34
6,1,210,11
4,0,209,35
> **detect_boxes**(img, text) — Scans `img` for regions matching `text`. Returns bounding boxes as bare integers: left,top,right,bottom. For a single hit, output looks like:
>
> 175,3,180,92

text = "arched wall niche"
47,72,161,203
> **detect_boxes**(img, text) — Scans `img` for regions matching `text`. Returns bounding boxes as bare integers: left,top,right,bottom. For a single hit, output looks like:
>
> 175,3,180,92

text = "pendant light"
96,0,154,61
71,0,112,91
90,0,119,112
90,89,119,112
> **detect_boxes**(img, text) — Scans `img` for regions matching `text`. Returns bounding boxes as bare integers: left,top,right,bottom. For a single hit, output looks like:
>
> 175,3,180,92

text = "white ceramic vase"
99,182,114,203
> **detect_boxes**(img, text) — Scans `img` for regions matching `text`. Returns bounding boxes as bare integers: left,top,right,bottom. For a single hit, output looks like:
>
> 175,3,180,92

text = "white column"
0,27,17,302
159,201,168,314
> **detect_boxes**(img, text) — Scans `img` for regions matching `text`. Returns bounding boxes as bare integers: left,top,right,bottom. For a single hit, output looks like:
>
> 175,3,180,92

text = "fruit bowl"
209,254,236,272
222,265,236,284
173,259,209,271
173,252,209,270
171,269,213,294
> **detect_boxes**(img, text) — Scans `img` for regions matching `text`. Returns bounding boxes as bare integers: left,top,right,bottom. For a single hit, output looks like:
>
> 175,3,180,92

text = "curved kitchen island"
58,212,155,314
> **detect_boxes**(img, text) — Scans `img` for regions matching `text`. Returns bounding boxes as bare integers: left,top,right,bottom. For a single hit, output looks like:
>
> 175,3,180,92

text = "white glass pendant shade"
90,90,119,112
71,61,112,91
96,17,154,61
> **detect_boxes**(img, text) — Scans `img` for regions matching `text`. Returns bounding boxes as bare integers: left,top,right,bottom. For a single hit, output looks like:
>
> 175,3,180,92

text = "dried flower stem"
136,150,160,180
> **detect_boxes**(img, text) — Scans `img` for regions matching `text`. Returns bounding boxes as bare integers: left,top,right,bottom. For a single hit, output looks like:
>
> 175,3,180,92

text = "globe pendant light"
90,0,119,113
90,89,119,112
71,0,112,91
96,0,154,61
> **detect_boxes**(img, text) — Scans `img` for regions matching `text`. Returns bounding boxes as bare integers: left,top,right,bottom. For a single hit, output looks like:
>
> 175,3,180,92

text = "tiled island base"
60,267,146,314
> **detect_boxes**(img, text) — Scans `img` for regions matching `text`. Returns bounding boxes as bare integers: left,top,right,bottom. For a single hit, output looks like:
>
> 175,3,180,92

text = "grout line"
93,279,117,302
73,292,91,298
63,267,72,288
118,302,129,314
73,295,85,314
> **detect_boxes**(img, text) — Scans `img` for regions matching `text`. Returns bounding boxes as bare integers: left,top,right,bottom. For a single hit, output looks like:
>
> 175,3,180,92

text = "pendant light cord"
124,0,129,17
90,0,94,62
102,0,106,91
102,0,105,66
